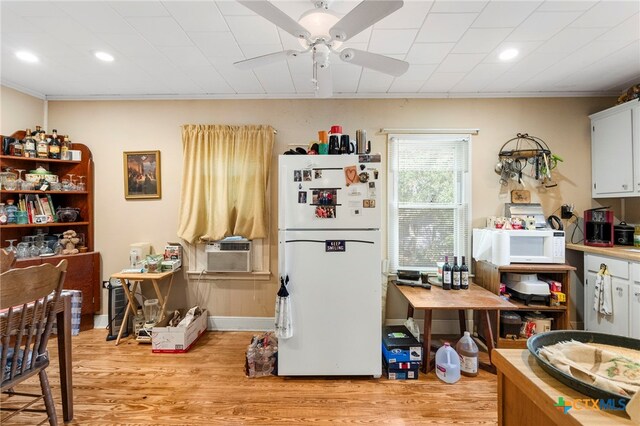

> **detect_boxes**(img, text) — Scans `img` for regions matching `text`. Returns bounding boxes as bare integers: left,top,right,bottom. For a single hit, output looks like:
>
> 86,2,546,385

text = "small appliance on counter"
584,207,614,247
503,272,551,306
614,221,635,246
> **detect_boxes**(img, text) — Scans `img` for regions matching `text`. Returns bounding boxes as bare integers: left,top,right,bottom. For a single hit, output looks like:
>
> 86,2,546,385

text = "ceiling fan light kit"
235,0,409,97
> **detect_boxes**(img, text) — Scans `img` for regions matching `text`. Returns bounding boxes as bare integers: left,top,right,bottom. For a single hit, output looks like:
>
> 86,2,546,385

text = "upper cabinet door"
591,107,634,196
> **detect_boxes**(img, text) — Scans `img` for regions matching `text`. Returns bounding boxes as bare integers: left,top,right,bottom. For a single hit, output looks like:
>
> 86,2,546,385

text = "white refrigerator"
278,154,382,377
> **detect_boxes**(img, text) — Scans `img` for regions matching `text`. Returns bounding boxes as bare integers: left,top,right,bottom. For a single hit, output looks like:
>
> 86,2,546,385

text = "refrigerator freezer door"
279,155,381,230
278,229,382,376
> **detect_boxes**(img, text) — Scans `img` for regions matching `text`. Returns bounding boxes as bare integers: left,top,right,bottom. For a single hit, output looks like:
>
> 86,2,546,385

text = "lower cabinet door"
587,274,629,337
631,284,640,340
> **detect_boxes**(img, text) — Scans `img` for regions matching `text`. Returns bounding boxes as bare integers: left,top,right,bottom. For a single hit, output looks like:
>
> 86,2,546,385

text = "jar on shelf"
5,199,17,224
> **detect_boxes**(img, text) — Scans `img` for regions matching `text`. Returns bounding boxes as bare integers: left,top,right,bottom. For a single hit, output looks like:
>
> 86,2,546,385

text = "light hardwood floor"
2,330,498,425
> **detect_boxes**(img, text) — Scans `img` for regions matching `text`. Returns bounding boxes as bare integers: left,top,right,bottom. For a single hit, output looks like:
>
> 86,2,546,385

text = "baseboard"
93,315,464,334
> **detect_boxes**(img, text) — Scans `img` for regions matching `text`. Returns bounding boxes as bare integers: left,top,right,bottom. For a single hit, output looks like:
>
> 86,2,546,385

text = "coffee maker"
584,207,614,247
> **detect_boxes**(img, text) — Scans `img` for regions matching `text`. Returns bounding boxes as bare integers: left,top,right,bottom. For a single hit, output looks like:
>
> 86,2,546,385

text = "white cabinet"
584,254,633,337
589,99,640,198
632,263,640,339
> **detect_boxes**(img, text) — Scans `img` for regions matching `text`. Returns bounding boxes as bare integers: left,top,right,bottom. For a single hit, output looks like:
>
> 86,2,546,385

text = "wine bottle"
36,131,49,158
49,129,61,159
23,128,37,158
460,256,469,289
452,256,461,290
442,256,452,290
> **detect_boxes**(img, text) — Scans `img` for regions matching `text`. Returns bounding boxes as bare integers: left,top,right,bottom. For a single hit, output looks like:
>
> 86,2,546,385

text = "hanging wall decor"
495,133,562,188
123,150,161,199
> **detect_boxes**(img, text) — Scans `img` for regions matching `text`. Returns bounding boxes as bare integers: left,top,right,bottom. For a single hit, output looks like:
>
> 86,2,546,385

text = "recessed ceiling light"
95,51,114,62
15,51,39,63
499,48,519,61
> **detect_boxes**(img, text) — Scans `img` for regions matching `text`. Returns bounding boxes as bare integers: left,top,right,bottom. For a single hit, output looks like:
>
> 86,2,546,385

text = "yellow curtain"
177,124,275,243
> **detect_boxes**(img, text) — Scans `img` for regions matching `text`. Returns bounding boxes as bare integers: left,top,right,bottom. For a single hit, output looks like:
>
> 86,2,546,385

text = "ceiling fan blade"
315,65,333,98
339,48,409,76
238,1,310,40
234,50,302,70
330,0,403,42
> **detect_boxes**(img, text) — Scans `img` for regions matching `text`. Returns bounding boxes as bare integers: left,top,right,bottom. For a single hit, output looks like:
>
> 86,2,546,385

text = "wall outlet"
561,204,574,219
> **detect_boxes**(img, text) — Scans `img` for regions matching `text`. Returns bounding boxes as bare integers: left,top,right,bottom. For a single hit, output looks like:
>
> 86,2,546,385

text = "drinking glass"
53,233,63,255
5,239,17,255
15,169,25,190
66,174,75,190
16,242,30,259
77,175,86,191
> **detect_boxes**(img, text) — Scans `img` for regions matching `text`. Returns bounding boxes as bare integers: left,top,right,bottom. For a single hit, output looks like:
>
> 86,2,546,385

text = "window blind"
387,134,471,273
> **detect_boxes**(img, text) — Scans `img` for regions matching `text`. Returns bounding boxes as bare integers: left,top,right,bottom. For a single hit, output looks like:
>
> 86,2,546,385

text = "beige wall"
0,86,44,135
4,90,622,320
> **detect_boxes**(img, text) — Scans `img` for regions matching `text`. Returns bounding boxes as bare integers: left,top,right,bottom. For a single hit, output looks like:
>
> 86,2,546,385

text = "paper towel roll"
491,230,511,266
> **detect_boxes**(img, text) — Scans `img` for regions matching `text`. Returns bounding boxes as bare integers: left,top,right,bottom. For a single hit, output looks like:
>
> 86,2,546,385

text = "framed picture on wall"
123,150,161,199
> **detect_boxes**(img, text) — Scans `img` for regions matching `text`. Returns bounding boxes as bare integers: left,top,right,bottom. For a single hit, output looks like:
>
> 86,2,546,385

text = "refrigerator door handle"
285,239,374,244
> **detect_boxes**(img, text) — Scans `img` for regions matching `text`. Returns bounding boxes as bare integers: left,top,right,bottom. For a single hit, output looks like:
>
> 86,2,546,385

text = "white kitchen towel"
593,266,612,316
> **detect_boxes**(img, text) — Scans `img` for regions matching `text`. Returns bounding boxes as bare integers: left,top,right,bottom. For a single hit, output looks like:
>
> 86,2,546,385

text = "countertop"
566,243,640,262
493,349,636,425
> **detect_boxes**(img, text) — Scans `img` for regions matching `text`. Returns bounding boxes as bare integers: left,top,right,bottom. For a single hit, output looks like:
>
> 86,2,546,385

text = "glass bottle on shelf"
49,129,61,159
452,256,461,290
36,131,49,158
23,128,37,158
460,256,469,290
5,199,17,224
61,135,72,160
0,203,7,225
442,255,452,290
32,126,42,136
13,136,24,157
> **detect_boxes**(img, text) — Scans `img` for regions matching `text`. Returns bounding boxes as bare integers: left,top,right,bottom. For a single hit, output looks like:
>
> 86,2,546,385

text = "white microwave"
472,228,565,266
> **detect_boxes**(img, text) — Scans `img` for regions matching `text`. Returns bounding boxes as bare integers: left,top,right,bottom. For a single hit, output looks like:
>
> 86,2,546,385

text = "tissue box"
152,309,207,353
161,259,181,271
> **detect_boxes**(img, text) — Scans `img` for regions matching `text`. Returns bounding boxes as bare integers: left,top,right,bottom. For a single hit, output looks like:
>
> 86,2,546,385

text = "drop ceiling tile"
182,66,235,93
419,72,466,92
216,1,255,16
273,2,312,21
188,32,242,58
214,63,264,93
405,43,455,64
416,13,477,43
1,9,38,34
452,28,512,54
290,72,315,94
536,1,596,12
155,45,212,69
278,29,304,50
286,55,312,75
537,27,609,54
55,2,135,34
108,1,169,17
97,33,156,57
437,53,485,73
253,62,295,93
374,1,433,29
1,32,80,57
226,16,281,45
598,13,640,42
327,1,362,16
357,71,393,93
368,29,418,55
507,11,582,42
483,40,542,63
388,79,424,92
430,1,487,13
450,63,510,92
570,1,639,28
331,63,361,93
399,64,437,81
472,1,541,28
126,17,193,46
163,1,229,32
344,28,372,45
2,1,66,17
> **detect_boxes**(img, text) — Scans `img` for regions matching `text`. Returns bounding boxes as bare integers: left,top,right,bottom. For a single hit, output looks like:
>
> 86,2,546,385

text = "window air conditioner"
206,240,252,272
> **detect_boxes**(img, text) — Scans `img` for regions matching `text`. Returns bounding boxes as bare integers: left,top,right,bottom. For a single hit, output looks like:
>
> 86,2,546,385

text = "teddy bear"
60,229,80,255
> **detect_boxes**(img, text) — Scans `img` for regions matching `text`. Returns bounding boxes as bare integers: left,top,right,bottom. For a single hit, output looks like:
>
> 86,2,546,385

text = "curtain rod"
379,128,479,135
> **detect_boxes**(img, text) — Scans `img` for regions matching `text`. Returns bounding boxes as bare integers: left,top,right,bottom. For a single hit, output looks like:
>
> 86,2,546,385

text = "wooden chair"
0,248,16,273
1,259,67,426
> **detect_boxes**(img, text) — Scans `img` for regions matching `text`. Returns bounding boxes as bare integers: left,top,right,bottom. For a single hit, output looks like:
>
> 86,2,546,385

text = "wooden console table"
110,270,178,345
394,282,515,373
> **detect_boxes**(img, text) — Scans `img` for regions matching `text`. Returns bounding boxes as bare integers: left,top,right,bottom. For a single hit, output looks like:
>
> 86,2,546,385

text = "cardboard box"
383,360,420,380
382,342,422,363
152,309,207,353
164,243,183,261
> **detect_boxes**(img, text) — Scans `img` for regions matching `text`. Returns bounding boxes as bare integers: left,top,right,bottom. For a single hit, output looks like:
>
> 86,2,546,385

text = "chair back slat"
0,260,67,387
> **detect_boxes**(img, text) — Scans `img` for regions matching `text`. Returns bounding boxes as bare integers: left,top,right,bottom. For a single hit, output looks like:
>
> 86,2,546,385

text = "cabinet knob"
616,287,623,291
622,184,628,189
635,292,640,296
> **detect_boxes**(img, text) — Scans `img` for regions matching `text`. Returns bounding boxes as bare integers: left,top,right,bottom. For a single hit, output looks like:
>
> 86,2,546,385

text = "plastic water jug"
435,342,460,384
455,331,479,377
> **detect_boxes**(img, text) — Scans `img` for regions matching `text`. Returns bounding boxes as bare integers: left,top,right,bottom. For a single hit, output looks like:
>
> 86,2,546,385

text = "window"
387,134,471,273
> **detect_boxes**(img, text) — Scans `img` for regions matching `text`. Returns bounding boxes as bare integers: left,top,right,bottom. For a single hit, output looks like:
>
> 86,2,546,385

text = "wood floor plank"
1,330,498,425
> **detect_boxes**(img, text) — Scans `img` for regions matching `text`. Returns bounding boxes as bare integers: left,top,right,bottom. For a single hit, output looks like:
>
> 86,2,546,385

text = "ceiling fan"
234,0,410,97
